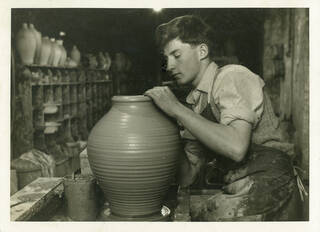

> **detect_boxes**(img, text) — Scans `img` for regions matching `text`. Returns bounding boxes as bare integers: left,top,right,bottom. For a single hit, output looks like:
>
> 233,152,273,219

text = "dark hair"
155,15,214,59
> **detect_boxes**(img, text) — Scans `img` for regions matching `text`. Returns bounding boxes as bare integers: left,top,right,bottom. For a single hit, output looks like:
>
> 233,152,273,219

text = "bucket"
63,174,98,221
11,158,42,189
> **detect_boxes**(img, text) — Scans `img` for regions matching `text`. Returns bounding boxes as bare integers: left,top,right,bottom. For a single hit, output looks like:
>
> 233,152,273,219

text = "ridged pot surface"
87,95,181,217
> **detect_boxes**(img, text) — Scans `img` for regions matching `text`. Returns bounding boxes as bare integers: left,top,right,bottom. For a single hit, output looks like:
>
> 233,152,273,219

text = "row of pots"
83,52,112,70
15,23,81,67
112,52,132,73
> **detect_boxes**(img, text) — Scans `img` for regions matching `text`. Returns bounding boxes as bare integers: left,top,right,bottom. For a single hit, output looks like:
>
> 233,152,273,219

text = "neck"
191,59,211,88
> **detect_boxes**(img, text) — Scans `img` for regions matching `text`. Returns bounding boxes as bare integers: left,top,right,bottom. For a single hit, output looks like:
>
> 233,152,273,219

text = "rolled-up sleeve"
215,67,264,128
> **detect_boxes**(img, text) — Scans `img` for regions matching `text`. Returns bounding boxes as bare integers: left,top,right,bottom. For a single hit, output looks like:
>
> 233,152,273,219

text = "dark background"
12,8,265,81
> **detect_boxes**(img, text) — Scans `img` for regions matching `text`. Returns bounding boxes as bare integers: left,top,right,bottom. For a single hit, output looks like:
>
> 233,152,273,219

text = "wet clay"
87,95,182,218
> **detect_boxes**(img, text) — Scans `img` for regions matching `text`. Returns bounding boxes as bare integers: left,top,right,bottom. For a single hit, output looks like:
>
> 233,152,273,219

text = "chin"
176,79,187,86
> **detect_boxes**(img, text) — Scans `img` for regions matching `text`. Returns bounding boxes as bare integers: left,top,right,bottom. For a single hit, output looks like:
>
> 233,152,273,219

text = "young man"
145,15,298,221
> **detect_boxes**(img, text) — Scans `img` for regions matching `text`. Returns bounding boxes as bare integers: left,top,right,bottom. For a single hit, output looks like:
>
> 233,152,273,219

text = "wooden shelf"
31,80,111,86
89,80,112,83
25,64,110,72
12,61,114,166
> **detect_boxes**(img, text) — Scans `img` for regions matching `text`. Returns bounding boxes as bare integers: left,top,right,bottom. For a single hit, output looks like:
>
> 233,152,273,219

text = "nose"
166,56,175,72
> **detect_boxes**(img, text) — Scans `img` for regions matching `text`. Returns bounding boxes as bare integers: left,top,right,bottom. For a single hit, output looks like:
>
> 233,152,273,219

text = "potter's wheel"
98,205,171,221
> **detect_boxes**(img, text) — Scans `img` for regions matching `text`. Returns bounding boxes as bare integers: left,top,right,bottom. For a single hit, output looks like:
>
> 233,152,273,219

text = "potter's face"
163,38,201,86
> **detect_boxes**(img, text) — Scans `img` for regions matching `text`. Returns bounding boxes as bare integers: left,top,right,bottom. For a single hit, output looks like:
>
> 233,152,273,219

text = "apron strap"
207,68,221,122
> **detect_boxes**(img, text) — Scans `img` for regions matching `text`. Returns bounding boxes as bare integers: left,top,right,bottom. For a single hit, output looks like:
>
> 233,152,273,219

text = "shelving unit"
11,64,113,177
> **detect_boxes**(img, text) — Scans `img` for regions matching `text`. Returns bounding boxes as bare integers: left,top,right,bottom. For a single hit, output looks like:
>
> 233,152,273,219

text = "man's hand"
144,86,182,118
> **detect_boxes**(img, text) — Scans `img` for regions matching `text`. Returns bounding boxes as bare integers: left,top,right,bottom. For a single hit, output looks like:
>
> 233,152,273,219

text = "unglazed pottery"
88,54,98,69
57,40,67,66
98,52,107,69
65,57,77,68
29,24,42,64
87,95,181,218
70,45,81,65
113,52,126,72
47,38,56,66
15,23,37,65
104,52,112,71
39,36,52,65
52,40,62,67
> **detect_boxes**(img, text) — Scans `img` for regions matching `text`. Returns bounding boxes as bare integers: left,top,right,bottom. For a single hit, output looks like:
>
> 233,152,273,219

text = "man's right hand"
176,148,205,188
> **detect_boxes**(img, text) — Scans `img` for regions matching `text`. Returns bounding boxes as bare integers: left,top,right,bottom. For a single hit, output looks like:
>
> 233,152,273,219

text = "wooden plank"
10,169,18,196
280,9,293,121
291,9,309,179
10,177,63,221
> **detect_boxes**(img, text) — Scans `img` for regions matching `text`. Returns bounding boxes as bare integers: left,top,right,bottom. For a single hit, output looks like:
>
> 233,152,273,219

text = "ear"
198,43,209,60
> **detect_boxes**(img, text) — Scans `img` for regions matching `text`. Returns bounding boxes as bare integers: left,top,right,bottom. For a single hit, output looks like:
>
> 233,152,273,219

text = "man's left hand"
144,86,182,118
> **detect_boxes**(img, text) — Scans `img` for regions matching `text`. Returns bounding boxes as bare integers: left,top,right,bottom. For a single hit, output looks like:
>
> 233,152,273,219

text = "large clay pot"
15,23,36,65
70,45,81,66
87,95,181,218
29,24,42,64
39,36,52,65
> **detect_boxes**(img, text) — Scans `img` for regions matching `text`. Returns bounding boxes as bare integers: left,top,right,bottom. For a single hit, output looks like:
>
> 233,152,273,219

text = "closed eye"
174,52,181,58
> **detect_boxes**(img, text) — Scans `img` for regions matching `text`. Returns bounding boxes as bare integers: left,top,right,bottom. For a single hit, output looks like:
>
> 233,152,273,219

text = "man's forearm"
173,104,251,162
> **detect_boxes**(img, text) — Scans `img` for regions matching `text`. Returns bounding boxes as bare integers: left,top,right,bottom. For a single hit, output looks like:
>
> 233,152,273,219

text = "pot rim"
112,95,152,102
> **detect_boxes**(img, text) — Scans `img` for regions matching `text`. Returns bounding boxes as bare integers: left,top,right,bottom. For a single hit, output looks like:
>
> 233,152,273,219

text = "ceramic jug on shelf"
47,38,56,66
15,23,37,65
104,52,112,71
88,54,98,69
113,52,126,72
70,45,81,66
39,36,52,66
29,24,42,64
57,40,67,67
52,40,62,67
65,57,77,68
98,52,107,69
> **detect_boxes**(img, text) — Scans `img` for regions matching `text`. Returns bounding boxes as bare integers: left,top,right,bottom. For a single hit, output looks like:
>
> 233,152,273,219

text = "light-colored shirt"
182,62,294,156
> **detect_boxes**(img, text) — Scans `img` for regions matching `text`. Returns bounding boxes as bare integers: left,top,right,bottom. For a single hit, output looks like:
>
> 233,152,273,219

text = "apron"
184,101,297,221
182,70,297,221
